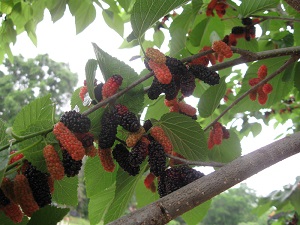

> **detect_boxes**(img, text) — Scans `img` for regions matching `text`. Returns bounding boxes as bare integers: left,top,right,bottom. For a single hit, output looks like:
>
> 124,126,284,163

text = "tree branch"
166,153,225,167
107,131,300,225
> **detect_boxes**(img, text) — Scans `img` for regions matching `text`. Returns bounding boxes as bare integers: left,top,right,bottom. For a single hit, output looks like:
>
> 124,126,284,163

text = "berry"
48,176,55,194
98,148,115,172
9,151,24,165
148,139,166,177
1,178,16,203
24,163,52,208
189,64,220,86
0,188,10,207
165,56,187,78
112,144,140,176
228,33,238,46
189,56,210,67
222,126,230,139
208,129,215,150
212,122,223,145
180,70,196,97
85,145,98,157
148,59,173,84
150,126,173,154
1,202,24,223
79,86,88,102
143,119,153,132
212,40,233,58
178,102,197,117
262,83,273,94
257,65,268,80
102,75,123,99
114,104,129,117
249,90,257,101
126,127,146,148
249,77,261,86
231,26,245,37
162,78,179,100
94,82,104,102
147,77,163,100
145,47,166,64
60,110,91,133
75,132,94,148
169,152,186,167
242,17,253,26
128,136,150,167
258,92,268,105
62,149,82,177
53,122,85,161
98,110,119,149
43,145,65,180
164,98,178,107
119,111,141,133
206,0,218,17
144,173,156,191
14,174,39,217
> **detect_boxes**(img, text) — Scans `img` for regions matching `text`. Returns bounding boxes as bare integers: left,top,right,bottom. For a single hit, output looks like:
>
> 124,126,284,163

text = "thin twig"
251,14,300,23
166,153,225,167
204,55,300,132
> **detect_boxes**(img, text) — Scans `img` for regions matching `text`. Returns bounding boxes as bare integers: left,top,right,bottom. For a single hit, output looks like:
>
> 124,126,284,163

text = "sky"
10,8,300,197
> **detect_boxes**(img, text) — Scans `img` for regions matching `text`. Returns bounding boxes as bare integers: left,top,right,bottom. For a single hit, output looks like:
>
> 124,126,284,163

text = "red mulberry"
257,65,268,80
150,126,173,154
178,102,197,117
62,149,82,177
208,129,215,150
102,75,123,99
148,59,172,84
43,145,65,180
126,127,146,148
79,86,88,102
112,144,140,176
1,178,16,203
262,83,273,94
212,40,233,58
14,174,39,217
53,122,85,161
145,47,166,64
9,151,24,165
98,148,115,172
75,132,94,148
212,122,223,145
1,202,24,223
148,139,166,177
60,110,91,133
144,173,156,191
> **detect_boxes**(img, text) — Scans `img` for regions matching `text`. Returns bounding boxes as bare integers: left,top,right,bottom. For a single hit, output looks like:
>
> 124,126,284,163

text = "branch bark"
107,131,300,225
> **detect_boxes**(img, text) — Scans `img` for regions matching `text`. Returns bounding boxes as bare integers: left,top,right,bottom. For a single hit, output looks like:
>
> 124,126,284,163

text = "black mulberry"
24,164,52,207
94,83,104,102
112,144,140,176
161,78,179,100
189,64,220,85
180,70,196,97
60,110,91,133
62,149,82,177
147,77,163,100
148,139,166,177
231,26,245,35
0,188,10,207
99,110,119,149
143,119,153,132
119,111,141,132
242,17,253,26
75,132,94,148
128,138,149,167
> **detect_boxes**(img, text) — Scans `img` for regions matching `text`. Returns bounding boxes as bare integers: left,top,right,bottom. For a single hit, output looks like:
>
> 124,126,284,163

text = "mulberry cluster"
62,149,82,177
206,0,228,18
102,74,123,99
60,110,91,133
112,144,140,176
189,64,220,86
24,163,52,208
98,148,115,172
208,122,230,149
248,65,273,105
212,40,233,62
158,165,204,197
148,139,166,177
43,145,65,180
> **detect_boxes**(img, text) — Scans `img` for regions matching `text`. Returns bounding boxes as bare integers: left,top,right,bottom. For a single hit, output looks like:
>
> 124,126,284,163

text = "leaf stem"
250,14,300,23
204,55,300,132
11,128,53,141
166,153,225,167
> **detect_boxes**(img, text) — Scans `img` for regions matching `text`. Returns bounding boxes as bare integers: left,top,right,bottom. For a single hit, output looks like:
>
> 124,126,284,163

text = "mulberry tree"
1,0,300,224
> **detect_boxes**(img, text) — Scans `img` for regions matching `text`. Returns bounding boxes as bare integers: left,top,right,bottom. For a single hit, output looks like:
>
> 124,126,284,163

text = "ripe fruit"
189,64,220,86
128,136,150,167
98,110,119,149
180,70,196,97
119,111,141,133
60,110,91,133
43,145,65,180
62,149,82,177
102,75,123,99
126,127,146,148
148,139,166,177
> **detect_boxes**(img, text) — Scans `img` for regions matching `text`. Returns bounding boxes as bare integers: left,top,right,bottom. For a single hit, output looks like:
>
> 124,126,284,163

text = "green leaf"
92,43,144,114
117,0,136,12
282,61,296,82
74,0,96,34
0,148,9,186
84,156,117,197
49,0,67,22
28,205,69,225
103,164,147,224
0,211,29,225
85,59,98,100
208,130,241,163
238,0,280,18
159,113,208,161
102,9,124,37
52,176,79,206
291,189,300,214
181,200,211,225
12,94,54,135
198,77,226,118
294,63,300,92
130,0,189,40
153,30,165,48
24,20,37,46
135,174,159,208
0,120,9,150
88,185,116,225
144,95,170,121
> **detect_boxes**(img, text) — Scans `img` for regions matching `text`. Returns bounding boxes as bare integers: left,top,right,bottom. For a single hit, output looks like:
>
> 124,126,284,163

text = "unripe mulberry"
1,202,24,223
189,56,210,67
14,174,39,217
178,102,197,117
128,136,150,167
60,110,91,133
9,151,24,165
114,104,129,118
257,65,268,80
98,110,119,149
150,126,173,154
207,129,215,150
148,139,166,177
53,122,85,161
102,75,123,99
62,149,82,177
258,92,268,105
249,90,257,101
145,47,166,64
180,70,196,97
43,145,65,180
85,145,98,157
79,86,88,101
126,127,146,148
249,77,261,86
148,59,172,84
262,83,273,94
24,164,52,208
169,151,186,167
144,173,156,191
1,178,16,203
189,64,220,86
48,176,55,194
164,98,178,107
98,148,115,172
212,122,223,145
212,40,233,58
119,111,141,133
112,144,140,176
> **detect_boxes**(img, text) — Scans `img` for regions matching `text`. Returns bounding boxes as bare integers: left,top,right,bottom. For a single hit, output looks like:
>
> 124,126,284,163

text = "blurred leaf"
92,43,144,113
0,120,9,150
130,0,189,40
144,95,170,121
28,205,69,225
49,0,67,22
52,176,79,206
238,0,280,17
74,0,96,34
0,211,29,225
282,61,296,82
182,200,212,225
294,63,300,92
198,77,226,118
153,30,165,48
208,130,241,163
24,20,37,46
159,112,208,161
102,9,124,37
85,59,98,100
135,174,159,208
